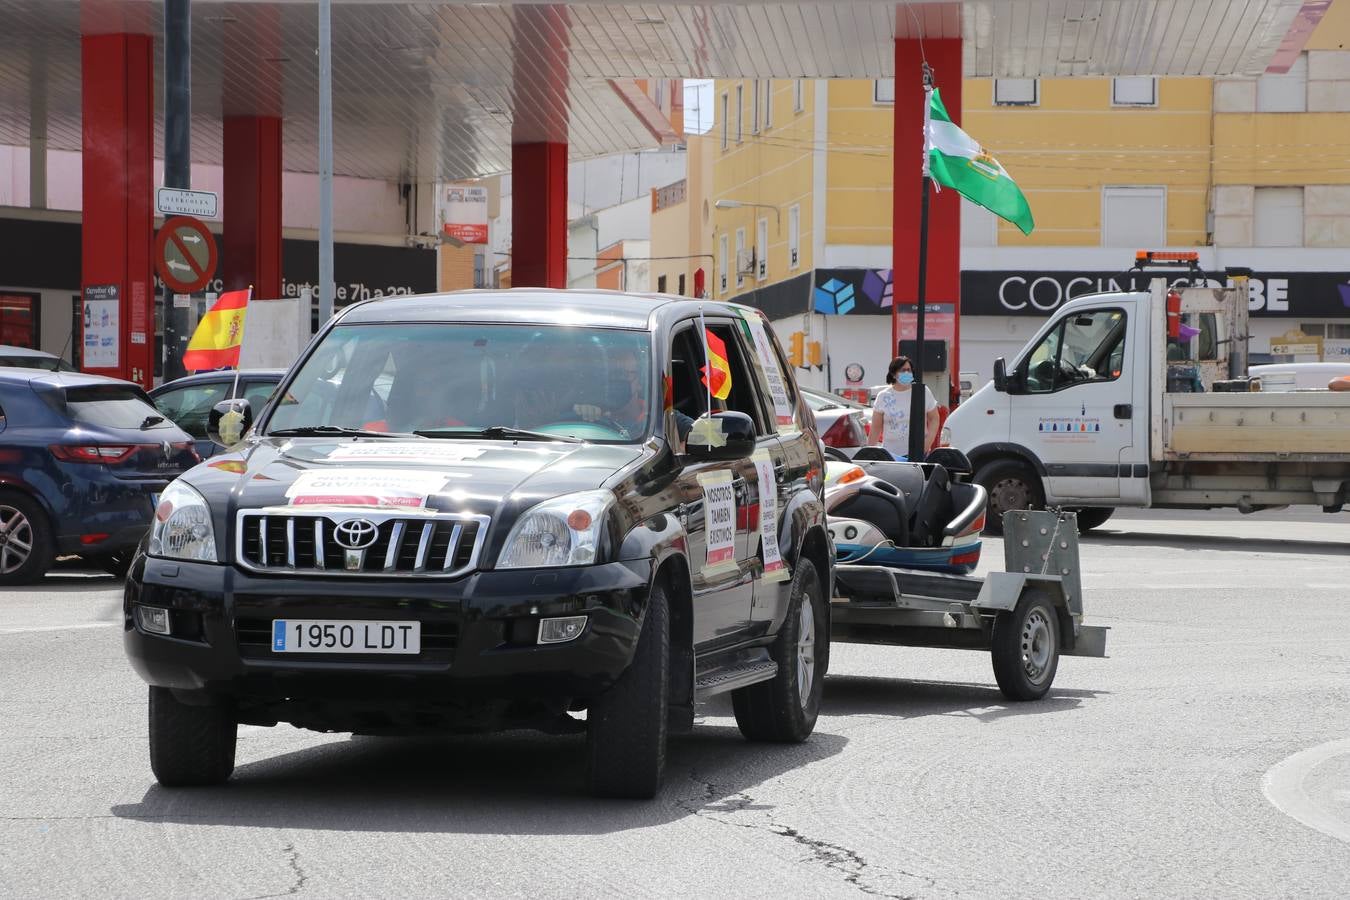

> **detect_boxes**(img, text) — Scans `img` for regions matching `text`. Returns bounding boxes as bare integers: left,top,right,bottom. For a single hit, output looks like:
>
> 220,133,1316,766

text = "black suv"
124,290,832,798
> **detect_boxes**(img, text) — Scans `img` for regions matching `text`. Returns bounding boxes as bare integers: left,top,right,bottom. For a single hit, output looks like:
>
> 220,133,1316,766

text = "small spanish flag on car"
182,288,251,371
701,328,733,400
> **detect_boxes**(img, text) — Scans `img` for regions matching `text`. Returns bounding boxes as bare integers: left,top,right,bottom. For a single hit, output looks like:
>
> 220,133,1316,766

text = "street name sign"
156,187,218,219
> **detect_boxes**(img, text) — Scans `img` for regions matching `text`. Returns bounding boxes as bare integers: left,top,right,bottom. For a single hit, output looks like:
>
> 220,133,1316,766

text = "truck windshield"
265,323,653,443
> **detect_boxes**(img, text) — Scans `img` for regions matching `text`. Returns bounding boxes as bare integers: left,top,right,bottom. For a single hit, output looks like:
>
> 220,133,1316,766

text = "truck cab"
949,292,1154,523
949,272,1350,528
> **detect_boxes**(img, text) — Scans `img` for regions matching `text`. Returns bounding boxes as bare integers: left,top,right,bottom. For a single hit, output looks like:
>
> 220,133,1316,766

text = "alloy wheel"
796,592,816,709
0,505,35,575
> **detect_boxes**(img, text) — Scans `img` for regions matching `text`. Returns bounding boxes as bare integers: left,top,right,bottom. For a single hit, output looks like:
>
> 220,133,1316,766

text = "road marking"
1262,738,1350,845
0,623,116,635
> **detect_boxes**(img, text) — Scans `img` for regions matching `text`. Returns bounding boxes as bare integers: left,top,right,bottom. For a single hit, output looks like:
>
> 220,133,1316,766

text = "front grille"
234,613,458,662
235,510,489,577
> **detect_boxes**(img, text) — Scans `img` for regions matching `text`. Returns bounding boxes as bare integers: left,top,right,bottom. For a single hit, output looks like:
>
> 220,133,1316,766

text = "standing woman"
868,356,940,461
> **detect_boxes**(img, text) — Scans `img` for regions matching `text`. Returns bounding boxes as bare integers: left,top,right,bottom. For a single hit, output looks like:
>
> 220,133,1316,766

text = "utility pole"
162,0,191,379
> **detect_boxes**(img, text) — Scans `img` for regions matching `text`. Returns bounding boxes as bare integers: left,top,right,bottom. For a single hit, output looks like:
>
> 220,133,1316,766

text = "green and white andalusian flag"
926,88,1035,235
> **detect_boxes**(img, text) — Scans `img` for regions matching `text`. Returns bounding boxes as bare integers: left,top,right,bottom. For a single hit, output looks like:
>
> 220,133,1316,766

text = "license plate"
271,619,421,654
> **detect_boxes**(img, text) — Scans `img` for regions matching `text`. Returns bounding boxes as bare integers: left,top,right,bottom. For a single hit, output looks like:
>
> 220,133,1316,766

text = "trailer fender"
973,573,1080,651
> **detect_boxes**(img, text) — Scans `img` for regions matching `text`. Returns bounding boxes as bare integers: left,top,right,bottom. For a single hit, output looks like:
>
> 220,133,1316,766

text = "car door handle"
1114,404,1132,420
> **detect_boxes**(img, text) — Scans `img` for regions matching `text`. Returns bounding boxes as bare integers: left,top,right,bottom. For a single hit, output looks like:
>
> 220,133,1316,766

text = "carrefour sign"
961,270,1350,318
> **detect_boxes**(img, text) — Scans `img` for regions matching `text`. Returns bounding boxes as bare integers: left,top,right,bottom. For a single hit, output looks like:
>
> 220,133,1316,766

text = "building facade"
703,4,1350,396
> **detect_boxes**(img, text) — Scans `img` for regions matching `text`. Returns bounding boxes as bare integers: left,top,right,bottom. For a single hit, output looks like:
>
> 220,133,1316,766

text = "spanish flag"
701,328,732,400
182,288,251,371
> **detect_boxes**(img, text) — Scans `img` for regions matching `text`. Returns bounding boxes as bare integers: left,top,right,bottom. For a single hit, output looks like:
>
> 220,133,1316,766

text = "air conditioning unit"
736,248,756,275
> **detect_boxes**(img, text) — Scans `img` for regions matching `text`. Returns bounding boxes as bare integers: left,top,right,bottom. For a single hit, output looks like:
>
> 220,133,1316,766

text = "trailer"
830,509,1108,700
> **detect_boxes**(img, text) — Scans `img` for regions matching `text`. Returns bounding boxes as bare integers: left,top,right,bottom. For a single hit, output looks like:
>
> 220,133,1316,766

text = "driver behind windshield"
268,324,651,443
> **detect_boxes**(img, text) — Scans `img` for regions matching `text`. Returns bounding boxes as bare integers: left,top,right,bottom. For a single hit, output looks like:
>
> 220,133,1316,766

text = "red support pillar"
510,4,569,289
222,116,283,300
893,37,962,400
511,142,568,288
81,33,154,387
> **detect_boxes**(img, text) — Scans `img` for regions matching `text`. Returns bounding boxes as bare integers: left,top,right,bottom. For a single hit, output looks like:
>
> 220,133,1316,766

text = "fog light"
538,615,587,644
136,606,171,636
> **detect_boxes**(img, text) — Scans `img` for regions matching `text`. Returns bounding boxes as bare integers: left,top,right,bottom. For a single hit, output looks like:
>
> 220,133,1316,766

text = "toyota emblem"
333,518,379,550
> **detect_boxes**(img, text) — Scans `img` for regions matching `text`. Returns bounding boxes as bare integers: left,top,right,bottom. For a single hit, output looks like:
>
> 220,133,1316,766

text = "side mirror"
208,399,253,448
993,357,1009,393
685,411,756,461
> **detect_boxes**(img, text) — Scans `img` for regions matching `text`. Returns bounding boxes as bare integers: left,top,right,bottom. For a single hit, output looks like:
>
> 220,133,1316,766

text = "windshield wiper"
268,425,410,438
140,415,165,429
414,425,581,443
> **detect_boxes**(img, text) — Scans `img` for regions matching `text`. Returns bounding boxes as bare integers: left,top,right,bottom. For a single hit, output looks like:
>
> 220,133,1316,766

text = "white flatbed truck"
945,265,1350,531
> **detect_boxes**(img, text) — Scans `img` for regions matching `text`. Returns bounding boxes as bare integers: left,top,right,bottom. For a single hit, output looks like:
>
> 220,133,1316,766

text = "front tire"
991,593,1060,701
586,580,669,799
1070,507,1114,533
90,552,133,578
732,558,827,742
149,687,237,786
975,459,1044,536
0,491,53,585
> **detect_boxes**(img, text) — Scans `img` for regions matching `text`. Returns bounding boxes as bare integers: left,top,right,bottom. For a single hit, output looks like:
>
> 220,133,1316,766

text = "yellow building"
701,8,1350,392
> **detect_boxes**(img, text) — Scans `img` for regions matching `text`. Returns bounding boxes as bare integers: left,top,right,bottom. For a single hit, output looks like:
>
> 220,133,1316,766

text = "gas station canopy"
0,0,1314,182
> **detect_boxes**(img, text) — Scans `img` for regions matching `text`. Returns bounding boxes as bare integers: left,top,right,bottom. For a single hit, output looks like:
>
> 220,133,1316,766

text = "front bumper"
123,555,653,714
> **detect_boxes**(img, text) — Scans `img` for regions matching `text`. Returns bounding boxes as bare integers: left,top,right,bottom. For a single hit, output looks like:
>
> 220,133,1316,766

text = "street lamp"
714,199,781,229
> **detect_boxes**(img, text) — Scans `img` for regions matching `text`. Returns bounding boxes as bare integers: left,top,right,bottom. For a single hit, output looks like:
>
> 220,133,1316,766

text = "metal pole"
164,0,190,189
163,0,191,380
317,0,335,329
908,66,934,463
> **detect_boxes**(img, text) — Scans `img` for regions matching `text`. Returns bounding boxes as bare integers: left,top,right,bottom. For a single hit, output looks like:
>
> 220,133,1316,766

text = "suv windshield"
266,323,653,443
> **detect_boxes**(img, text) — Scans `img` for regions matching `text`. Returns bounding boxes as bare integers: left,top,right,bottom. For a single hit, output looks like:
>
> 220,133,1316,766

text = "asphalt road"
3,509,1349,898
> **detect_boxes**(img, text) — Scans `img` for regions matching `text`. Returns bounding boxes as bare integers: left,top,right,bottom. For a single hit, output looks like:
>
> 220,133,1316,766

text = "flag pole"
230,285,253,401
908,64,934,463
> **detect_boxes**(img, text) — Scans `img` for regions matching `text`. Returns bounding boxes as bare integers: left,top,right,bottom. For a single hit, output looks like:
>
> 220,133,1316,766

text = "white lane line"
1262,738,1350,845
0,623,117,635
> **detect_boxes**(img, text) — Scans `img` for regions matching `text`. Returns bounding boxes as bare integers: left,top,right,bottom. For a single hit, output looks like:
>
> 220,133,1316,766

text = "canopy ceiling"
0,1,1314,182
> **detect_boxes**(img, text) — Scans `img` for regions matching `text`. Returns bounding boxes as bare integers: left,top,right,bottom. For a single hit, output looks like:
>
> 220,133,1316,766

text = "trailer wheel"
975,460,1043,535
991,593,1059,701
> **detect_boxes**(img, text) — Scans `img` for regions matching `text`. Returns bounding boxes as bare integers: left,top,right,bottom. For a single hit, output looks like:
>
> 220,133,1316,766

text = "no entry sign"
155,216,218,294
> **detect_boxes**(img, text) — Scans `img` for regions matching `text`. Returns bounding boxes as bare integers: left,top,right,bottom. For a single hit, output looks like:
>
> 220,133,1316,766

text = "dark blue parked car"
0,370,198,583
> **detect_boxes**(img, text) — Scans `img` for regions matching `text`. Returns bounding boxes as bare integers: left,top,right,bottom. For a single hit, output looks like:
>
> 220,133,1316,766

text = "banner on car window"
752,450,788,583
696,469,737,576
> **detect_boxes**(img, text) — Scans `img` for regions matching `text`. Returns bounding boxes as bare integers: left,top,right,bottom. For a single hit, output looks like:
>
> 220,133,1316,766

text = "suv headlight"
148,481,218,562
497,490,613,569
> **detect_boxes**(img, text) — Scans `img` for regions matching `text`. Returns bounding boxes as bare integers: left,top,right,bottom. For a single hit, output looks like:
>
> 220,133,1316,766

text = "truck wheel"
1070,507,1114,533
0,491,53,586
991,593,1060,701
148,686,237,786
732,558,826,742
586,580,669,799
975,460,1044,535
